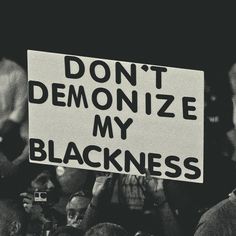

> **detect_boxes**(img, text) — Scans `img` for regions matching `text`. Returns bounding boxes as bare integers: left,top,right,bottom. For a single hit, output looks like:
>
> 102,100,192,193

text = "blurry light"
56,166,65,176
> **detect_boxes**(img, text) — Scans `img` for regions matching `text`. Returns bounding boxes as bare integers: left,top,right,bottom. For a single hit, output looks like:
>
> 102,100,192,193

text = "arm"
81,173,117,232
143,169,164,203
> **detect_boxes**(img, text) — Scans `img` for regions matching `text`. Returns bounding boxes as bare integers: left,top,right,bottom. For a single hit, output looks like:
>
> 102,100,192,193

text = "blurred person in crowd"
0,199,27,236
204,79,234,159
0,54,27,159
107,170,164,235
73,171,166,235
84,222,129,236
66,191,92,229
162,76,236,236
194,188,236,236
0,54,29,197
0,54,27,139
227,62,236,161
193,63,236,235
72,170,166,235
20,169,65,236
163,117,236,236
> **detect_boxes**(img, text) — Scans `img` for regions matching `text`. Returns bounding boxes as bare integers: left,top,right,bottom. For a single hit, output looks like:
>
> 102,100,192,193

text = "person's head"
30,170,59,206
66,191,91,229
51,226,84,236
0,199,27,236
31,170,55,191
84,223,129,236
229,63,236,95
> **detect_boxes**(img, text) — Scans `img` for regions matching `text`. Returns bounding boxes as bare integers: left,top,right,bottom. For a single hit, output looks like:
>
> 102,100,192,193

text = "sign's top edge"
27,49,205,74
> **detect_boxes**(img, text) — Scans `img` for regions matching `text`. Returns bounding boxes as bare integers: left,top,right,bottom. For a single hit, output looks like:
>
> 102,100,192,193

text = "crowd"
0,53,236,236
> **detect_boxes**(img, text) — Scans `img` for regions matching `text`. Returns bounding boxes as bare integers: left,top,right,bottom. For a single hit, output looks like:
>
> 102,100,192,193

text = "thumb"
145,168,152,179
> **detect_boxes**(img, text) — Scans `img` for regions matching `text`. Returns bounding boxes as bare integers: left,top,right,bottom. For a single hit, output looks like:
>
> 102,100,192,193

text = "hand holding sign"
92,173,117,206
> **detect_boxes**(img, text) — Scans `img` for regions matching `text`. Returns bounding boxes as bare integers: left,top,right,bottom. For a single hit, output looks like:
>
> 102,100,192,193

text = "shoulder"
3,58,24,72
195,199,235,235
3,58,26,79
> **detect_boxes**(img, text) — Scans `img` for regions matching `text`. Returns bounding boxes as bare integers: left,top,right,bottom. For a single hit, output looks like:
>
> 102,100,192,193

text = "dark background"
1,5,235,96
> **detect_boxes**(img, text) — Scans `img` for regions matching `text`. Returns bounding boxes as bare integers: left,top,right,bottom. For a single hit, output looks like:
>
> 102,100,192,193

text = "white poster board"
28,50,204,183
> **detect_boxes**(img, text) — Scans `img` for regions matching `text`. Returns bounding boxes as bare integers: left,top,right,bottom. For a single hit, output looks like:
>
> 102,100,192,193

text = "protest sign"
28,50,204,183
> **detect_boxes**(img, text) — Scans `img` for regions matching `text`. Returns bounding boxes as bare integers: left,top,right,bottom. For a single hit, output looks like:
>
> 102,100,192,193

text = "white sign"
28,50,204,183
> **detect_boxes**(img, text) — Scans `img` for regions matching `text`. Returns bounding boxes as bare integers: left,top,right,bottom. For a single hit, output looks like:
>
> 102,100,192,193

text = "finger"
23,198,33,204
20,192,28,197
20,193,33,200
23,202,32,208
145,168,152,180
110,172,119,181
23,204,32,213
